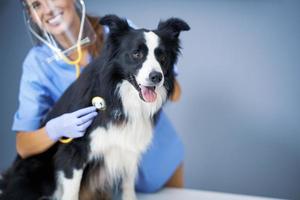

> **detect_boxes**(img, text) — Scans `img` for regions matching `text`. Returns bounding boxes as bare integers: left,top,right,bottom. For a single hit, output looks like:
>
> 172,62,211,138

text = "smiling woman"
27,0,79,36
22,0,97,63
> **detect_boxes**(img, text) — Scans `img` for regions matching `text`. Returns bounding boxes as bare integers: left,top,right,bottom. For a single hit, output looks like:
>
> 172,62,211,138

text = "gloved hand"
45,106,98,141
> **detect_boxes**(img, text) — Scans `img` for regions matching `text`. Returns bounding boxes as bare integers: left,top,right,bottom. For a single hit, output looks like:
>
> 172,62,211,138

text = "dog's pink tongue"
141,86,157,102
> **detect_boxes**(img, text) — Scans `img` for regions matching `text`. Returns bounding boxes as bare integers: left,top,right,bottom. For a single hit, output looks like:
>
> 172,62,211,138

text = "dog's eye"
160,55,167,63
132,50,144,60
158,54,167,65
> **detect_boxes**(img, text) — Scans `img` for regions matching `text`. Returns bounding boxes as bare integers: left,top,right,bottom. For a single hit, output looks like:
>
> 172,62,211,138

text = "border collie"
0,15,189,200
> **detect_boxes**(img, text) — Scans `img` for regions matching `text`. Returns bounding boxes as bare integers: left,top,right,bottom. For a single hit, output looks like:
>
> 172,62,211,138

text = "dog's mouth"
128,75,157,103
139,85,157,102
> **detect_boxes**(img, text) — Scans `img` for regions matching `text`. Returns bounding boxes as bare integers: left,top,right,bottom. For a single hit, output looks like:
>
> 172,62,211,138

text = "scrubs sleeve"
12,51,53,131
135,111,184,193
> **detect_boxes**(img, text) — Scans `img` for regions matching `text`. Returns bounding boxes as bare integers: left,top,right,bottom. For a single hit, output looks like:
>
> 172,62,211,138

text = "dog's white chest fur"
88,80,165,185
88,118,152,182
89,115,153,157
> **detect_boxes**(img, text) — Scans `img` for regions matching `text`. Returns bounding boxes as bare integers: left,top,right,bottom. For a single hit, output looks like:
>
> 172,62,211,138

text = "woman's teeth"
48,14,63,25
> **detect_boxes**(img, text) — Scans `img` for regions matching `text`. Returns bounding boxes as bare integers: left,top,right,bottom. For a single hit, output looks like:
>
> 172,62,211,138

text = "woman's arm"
170,79,181,102
165,163,184,188
16,106,98,159
16,127,55,159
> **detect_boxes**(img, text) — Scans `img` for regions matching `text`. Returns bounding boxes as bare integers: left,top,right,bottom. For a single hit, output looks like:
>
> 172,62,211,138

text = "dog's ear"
157,18,190,38
100,15,130,33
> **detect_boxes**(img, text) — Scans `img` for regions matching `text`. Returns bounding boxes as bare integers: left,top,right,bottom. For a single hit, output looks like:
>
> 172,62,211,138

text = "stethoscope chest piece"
92,96,106,110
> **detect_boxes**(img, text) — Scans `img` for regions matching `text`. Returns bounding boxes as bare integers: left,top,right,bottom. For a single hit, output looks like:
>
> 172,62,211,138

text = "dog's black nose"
149,71,163,84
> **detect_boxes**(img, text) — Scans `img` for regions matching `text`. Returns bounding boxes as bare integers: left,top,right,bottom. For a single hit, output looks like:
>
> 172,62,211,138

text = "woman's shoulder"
23,45,52,69
22,45,55,80
26,45,51,60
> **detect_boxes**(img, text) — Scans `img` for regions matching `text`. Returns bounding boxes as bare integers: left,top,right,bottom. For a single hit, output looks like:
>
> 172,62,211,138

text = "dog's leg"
121,158,138,200
54,168,84,200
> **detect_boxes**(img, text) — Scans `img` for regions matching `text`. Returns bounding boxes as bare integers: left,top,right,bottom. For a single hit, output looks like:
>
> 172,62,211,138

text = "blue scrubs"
12,29,184,193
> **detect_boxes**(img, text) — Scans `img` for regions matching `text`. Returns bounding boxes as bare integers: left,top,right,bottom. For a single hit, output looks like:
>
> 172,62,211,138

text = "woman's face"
26,0,79,36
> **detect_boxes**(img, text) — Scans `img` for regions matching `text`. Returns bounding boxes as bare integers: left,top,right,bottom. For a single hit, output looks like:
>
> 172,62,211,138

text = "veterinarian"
13,0,184,193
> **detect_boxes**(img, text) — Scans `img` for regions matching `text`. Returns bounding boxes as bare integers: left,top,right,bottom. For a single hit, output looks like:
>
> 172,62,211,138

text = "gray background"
0,0,300,199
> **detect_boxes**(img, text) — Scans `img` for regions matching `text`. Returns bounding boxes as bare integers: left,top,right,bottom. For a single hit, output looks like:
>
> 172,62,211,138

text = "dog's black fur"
0,15,189,200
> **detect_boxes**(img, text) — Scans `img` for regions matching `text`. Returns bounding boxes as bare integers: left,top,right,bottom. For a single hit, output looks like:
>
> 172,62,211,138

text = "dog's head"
100,15,190,104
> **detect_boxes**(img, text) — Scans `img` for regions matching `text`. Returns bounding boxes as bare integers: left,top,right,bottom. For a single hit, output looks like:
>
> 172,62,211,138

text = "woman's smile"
28,0,79,36
46,12,64,26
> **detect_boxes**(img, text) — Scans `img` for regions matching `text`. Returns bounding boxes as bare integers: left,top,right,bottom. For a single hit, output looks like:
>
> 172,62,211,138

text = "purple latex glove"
45,106,98,141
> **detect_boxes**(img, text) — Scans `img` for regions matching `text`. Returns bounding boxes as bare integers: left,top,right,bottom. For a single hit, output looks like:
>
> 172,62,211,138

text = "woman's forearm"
16,127,55,159
165,163,184,188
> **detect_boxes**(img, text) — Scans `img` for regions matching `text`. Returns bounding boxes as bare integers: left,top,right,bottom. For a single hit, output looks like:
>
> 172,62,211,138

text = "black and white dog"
0,15,189,200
